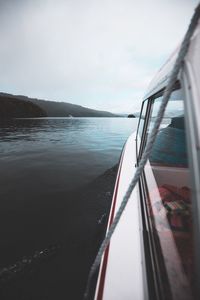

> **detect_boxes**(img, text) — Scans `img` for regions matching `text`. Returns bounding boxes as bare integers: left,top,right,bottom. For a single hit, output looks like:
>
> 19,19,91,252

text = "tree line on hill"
0,93,116,118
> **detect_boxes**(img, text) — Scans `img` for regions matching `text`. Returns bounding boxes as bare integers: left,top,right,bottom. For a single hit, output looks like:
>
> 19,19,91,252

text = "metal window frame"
137,94,171,300
139,174,168,300
136,99,152,162
136,100,147,157
137,78,198,299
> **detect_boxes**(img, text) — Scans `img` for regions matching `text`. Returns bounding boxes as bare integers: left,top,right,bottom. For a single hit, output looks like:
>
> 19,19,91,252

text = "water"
0,117,138,299
0,118,137,192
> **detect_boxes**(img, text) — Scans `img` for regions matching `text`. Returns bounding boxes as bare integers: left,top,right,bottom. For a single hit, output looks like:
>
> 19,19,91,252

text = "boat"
93,11,200,300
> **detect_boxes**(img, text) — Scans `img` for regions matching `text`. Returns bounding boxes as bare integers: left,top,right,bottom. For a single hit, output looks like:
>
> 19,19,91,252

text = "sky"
0,0,199,113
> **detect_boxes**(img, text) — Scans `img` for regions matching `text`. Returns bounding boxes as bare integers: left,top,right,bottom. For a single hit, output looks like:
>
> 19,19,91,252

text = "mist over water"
0,117,137,299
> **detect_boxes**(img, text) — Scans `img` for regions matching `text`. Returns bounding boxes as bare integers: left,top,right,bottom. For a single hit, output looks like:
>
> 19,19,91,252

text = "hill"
0,93,116,118
0,95,46,118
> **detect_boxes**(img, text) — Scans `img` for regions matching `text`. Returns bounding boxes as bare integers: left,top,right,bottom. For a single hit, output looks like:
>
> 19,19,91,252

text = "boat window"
143,87,195,299
136,100,148,157
138,100,148,138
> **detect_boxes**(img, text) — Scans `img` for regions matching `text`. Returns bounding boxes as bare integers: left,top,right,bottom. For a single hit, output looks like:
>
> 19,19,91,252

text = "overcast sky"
0,0,199,113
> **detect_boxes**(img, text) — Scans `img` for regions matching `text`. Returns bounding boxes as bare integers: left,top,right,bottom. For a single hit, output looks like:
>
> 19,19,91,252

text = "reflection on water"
0,117,137,299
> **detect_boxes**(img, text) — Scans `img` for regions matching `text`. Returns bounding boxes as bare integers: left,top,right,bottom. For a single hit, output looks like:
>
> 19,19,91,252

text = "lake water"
0,117,138,299
0,118,137,192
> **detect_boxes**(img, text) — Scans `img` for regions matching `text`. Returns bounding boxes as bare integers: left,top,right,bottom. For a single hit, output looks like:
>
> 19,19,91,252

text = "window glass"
149,89,187,167
137,100,148,157
144,87,195,299
138,100,148,139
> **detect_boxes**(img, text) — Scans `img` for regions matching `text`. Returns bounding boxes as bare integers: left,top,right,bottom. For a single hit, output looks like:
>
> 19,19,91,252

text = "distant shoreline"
0,92,121,118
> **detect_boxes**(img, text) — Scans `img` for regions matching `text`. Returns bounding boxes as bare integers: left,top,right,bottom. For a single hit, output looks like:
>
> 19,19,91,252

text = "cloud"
0,0,198,112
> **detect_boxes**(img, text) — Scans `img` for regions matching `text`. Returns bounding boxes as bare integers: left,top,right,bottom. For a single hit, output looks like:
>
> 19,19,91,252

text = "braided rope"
84,3,200,299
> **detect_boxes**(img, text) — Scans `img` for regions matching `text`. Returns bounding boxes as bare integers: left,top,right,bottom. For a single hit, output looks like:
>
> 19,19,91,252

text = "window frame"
136,99,151,161
137,92,169,300
137,79,199,299
136,82,182,163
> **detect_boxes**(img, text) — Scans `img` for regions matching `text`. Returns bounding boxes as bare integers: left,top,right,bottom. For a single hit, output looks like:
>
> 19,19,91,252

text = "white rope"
84,3,200,299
